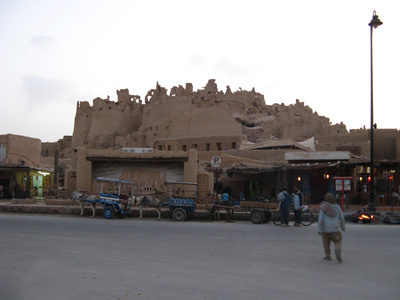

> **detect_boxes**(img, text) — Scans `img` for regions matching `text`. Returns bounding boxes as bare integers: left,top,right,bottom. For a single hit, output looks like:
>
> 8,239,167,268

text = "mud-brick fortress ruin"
2,80,400,205
71,79,348,150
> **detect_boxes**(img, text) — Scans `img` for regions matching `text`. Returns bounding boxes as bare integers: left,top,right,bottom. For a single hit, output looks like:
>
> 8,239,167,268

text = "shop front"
0,165,52,199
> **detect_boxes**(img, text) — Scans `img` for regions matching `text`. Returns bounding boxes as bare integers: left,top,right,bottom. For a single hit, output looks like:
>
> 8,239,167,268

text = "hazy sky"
0,0,399,142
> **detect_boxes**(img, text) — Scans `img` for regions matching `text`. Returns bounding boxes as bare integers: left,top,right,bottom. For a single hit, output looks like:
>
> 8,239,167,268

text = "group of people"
277,186,346,263
277,186,304,227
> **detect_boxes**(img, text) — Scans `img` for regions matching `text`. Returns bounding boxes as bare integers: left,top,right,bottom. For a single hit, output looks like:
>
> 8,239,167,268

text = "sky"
0,0,399,142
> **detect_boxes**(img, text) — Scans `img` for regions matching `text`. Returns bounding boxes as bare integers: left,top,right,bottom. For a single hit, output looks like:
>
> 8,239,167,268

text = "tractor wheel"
250,209,265,224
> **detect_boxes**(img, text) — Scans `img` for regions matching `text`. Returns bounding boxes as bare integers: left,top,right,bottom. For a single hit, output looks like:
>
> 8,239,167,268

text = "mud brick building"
5,79,399,206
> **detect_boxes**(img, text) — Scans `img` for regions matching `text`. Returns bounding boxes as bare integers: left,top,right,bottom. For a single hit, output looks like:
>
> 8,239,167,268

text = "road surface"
0,214,399,300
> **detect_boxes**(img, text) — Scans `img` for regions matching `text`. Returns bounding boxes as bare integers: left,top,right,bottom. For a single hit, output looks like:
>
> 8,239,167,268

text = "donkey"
72,191,98,218
132,195,165,220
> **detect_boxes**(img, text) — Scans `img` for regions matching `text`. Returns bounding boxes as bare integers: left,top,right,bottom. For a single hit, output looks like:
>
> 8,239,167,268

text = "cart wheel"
250,209,265,224
104,206,114,219
173,208,187,221
263,211,272,223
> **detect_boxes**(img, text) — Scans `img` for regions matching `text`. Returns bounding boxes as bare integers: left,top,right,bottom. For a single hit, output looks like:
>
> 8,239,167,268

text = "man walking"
277,187,291,227
317,193,346,263
293,186,303,226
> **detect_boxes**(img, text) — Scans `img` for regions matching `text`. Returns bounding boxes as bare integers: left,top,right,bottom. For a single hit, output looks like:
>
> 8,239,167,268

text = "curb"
0,203,251,221
1,201,398,223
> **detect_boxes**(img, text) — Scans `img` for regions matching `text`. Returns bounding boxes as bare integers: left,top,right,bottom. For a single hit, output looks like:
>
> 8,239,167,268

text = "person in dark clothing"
293,186,304,226
277,187,291,227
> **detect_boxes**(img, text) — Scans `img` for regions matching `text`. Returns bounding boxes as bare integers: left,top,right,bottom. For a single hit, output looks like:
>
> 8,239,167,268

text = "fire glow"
358,214,374,221
352,210,375,224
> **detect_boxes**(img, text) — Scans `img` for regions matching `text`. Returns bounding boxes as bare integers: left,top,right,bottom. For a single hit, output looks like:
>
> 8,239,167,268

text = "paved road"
0,214,399,300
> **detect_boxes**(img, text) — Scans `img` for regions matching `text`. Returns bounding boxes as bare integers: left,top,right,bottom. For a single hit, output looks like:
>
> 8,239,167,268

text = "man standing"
277,187,291,227
293,186,303,226
317,193,346,263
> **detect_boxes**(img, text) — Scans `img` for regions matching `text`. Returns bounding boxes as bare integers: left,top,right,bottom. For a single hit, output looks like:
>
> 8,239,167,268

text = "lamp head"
369,10,383,29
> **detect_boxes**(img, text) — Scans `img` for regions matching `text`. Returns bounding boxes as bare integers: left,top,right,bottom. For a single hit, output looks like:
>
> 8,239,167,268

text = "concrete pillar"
396,131,400,161
26,168,30,197
277,170,282,191
283,170,288,188
279,168,288,189
76,147,92,193
184,149,198,196
208,171,214,196
54,150,59,188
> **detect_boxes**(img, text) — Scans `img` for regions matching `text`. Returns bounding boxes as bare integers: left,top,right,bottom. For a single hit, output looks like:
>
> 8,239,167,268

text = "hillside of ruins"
70,79,348,151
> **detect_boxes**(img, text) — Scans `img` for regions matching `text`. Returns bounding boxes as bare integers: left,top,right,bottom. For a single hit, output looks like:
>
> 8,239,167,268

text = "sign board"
210,156,222,168
335,179,351,191
334,177,352,211
285,151,351,161
121,148,153,154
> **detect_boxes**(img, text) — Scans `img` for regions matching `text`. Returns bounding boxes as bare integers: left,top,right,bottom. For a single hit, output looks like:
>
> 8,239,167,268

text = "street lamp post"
368,11,383,212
